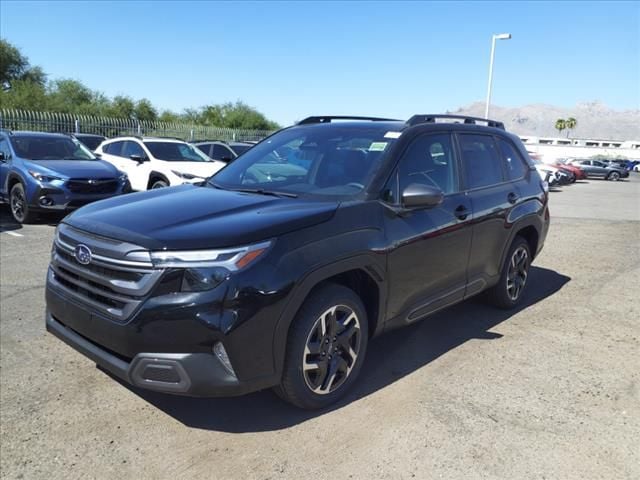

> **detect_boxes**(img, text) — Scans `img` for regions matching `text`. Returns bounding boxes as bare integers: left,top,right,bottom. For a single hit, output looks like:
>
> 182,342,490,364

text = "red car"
554,162,587,180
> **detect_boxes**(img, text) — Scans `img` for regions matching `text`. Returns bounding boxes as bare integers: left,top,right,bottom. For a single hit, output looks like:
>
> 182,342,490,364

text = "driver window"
397,133,457,194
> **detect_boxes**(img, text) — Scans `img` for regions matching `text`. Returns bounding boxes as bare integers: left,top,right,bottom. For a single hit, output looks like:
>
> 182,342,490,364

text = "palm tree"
565,117,577,138
555,118,566,137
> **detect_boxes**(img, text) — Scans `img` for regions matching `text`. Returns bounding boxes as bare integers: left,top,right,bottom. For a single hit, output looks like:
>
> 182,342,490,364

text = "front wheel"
485,237,531,309
275,284,369,409
151,179,168,189
10,183,37,224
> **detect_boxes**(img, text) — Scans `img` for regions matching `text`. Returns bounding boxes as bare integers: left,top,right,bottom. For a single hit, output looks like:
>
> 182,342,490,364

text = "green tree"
0,79,49,110
47,79,93,113
555,118,566,137
134,98,157,122
565,117,577,138
0,39,47,88
158,110,180,123
109,95,135,119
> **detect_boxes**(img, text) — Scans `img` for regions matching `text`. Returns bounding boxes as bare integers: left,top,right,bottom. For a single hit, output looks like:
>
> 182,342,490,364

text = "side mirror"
401,183,443,209
130,154,147,163
94,152,102,158
0,152,6,162
220,156,233,163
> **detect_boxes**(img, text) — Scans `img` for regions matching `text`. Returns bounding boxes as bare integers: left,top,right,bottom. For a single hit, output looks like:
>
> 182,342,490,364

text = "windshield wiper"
230,187,298,198
207,180,297,198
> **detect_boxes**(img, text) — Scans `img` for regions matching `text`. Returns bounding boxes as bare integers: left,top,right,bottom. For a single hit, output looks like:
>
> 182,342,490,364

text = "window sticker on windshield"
384,131,402,139
369,142,388,151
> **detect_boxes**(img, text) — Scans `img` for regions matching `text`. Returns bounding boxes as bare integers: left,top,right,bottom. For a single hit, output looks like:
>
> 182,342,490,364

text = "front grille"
48,224,164,323
67,178,118,194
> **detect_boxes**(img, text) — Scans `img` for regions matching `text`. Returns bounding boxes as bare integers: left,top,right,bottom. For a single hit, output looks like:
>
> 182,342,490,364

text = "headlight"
29,170,62,183
150,240,272,271
171,170,204,180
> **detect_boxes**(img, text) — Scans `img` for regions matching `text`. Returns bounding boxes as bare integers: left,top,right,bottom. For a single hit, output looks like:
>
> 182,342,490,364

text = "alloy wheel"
506,246,529,301
10,188,25,222
609,172,620,181
302,305,362,395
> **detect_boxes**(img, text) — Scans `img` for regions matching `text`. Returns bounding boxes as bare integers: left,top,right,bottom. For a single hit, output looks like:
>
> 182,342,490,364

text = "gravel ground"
1,175,639,479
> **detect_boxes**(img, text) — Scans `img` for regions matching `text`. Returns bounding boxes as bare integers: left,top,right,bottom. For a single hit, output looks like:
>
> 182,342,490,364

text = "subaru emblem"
74,244,92,265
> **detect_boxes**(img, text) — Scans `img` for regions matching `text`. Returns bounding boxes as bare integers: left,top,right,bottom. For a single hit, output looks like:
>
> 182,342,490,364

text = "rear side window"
104,141,124,156
212,144,234,160
496,137,526,180
459,134,504,189
397,133,458,194
195,143,212,156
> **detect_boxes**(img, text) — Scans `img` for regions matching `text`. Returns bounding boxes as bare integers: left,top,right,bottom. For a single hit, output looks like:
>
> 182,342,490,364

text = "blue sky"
1,1,638,125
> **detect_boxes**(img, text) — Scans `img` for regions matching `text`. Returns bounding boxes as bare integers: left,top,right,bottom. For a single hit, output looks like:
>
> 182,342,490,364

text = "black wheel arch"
147,171,170,189
272,254,386,378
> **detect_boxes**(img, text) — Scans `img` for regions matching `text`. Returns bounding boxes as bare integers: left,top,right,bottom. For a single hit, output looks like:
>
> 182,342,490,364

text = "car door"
99,141,127,171
0,138,12,199
384,132,473,323
591,160,609,177
457,133,517,294
121,141,151,191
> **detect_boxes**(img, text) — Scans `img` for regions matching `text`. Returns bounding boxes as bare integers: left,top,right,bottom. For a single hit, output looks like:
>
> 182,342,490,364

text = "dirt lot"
1,175,639,480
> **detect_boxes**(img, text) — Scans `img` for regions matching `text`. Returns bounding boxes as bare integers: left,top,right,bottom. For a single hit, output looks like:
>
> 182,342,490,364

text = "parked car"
45,114,549,409
0,130,129,223
553,161,587,180
95,136,225,190
633,163,640,172
193,140,254,162
73,133,106,152
532,159,563,186
569,159,629,181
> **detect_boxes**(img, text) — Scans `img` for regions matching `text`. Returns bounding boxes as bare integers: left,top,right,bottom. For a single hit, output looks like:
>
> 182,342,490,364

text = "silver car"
569,159,629,181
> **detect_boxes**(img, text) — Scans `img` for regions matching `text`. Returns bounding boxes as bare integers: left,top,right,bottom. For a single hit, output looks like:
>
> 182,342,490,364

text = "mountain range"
449,101,640,141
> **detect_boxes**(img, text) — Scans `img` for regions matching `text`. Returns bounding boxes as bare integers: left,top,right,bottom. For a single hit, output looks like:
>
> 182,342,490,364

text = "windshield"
76,135,104,151
144,141,211,162
10,135,96,160
212,124,399,198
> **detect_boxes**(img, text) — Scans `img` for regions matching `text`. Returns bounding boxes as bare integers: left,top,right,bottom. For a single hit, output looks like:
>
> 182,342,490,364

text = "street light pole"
484,33,511,119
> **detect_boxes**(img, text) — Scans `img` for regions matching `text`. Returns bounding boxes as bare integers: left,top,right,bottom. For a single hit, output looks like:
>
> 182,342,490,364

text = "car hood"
64,184,339,250
26,159,119,178
163,161,225,177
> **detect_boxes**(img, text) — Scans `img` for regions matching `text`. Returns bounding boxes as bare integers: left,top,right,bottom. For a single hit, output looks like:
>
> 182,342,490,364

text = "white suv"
95,137,225,191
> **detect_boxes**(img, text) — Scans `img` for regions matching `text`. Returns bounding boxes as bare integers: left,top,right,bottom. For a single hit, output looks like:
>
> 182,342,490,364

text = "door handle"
454,205,470,220
507,192,519,204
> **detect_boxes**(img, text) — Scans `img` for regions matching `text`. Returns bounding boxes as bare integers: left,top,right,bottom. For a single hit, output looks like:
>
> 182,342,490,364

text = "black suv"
45,115,549,409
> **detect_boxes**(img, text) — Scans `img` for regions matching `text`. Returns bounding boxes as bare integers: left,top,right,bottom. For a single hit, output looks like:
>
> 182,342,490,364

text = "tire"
607,171,620,181
9,183,37,224
485,237,531,309
150,179,168,189
275,283,369,409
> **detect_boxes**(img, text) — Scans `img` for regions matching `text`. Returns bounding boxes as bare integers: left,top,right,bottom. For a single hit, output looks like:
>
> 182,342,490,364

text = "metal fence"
0,109,274,142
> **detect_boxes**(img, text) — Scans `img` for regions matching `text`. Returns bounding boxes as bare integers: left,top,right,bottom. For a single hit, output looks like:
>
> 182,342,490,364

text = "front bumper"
28,181,130,212
46,311,259,396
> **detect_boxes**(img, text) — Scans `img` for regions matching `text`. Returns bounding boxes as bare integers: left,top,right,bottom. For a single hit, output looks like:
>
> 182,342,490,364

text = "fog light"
213,342,236,377
39,196,54,206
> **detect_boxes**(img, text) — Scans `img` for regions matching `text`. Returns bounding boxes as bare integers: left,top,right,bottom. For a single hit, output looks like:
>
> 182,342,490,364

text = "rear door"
457,133,517,295
384,132,473,322
99,141,127,171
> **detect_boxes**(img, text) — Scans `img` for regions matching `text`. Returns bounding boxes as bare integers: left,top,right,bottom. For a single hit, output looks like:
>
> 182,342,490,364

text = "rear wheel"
607,171,620,181
485,237,531,309
275,284,368,409
10,183,37,224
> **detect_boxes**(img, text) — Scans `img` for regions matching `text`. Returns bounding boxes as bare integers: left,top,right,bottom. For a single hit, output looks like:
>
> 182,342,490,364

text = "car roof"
104,136,186,144
74,133,105,138
7,131,72,138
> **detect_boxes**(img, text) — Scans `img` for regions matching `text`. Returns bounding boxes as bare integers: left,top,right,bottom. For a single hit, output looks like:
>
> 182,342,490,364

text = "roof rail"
407,114,505,130
297,115,401,125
